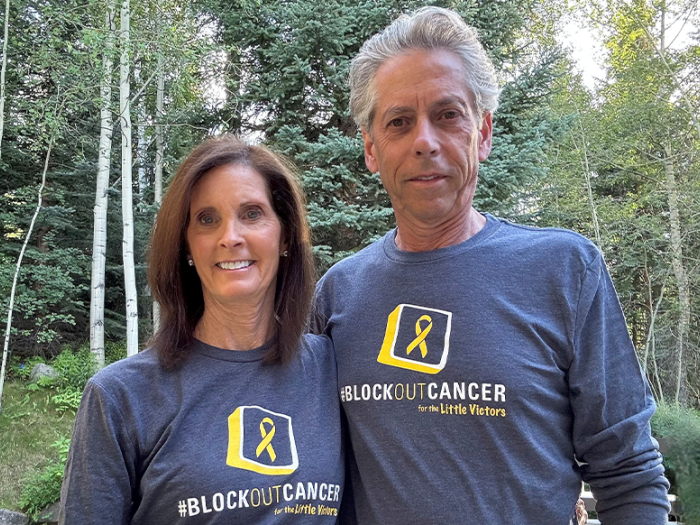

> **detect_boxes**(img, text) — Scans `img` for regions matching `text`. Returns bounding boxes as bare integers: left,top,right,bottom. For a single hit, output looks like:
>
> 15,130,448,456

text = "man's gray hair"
349,6,500,131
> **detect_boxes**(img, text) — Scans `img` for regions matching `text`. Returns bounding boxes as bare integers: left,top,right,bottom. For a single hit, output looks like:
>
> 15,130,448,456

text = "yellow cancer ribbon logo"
406,314,432,358
256,417,277,462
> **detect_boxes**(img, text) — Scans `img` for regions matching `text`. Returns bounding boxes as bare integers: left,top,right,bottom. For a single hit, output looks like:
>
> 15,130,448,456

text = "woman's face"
186,163,284,311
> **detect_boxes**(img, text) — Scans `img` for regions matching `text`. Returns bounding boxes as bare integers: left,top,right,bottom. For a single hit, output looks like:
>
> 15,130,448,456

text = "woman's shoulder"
88,347,166,396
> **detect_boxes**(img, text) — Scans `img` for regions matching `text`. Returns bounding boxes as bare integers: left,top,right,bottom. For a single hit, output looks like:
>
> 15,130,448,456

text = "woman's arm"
59,379,138,525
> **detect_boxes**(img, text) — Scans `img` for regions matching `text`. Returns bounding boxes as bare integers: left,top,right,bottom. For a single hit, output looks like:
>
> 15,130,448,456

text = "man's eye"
389,118,405,127
443,110,459,119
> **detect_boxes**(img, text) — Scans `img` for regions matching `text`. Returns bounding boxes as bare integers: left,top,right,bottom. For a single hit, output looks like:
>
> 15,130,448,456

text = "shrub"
8,355,46,380
652,403,700,525
19,437,70,520
51,345,96,393
105,340,128,365
21,345,97,412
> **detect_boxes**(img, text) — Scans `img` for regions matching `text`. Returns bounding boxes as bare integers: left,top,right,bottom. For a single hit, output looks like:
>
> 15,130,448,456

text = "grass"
0,379,76,511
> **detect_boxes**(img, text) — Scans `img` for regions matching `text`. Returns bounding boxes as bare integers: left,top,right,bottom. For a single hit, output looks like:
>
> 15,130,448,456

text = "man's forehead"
368,49,476,119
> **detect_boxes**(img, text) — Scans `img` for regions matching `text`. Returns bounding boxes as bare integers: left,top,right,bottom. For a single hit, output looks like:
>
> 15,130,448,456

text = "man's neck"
394,207,486,252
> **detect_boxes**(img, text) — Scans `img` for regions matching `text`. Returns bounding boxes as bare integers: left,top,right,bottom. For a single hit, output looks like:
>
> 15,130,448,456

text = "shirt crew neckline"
191,338,272,363
383,212,501,263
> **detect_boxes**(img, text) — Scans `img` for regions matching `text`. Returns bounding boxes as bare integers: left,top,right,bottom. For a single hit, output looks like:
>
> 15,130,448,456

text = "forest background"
0,0,699,519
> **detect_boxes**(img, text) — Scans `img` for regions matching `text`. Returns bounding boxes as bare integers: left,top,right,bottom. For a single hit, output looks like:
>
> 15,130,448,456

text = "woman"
60,136,344,524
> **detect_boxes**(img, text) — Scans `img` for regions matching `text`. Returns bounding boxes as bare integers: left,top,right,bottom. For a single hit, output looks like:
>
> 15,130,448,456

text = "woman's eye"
245,209,262,220
199,214,215,225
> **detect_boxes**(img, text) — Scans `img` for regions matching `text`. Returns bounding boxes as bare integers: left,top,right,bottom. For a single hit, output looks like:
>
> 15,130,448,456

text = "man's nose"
413,119,439,157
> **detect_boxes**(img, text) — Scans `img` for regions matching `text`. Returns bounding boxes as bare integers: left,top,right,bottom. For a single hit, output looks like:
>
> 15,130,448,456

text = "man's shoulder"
491,216,602,265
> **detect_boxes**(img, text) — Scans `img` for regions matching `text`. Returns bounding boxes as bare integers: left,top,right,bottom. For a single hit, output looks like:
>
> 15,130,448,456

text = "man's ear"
478,112,493,162
361,128,379,174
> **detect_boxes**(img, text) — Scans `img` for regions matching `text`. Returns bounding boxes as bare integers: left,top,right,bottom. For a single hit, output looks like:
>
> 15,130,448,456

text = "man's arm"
310,273,333,336
569,252,670,524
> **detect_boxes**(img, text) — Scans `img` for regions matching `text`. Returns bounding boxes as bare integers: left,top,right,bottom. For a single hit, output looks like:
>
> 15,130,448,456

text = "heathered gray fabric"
60,334,344,524
315,213,669,525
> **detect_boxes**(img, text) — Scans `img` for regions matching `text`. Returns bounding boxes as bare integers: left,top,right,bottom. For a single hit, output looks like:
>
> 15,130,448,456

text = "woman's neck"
193,298,276,351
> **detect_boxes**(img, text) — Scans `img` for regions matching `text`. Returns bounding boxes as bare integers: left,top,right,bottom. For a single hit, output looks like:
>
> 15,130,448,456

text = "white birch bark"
664,147,690,406
90,4,116,369
120,0,138,356
152,52,164,333
1,140,53,412
134,64,148,196
0,0,11,157
574,117,601,246
643,268,665,404
658,6,690,406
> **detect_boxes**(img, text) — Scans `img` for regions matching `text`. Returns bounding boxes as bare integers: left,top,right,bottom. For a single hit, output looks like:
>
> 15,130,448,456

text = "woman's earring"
188,259,195,266
281,251,288,257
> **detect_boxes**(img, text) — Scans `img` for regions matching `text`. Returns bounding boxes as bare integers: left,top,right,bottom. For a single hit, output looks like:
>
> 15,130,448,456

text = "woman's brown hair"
147,135,315,369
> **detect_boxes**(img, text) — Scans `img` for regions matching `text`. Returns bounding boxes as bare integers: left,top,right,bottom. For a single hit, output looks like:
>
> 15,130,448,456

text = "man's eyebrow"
432,96,469,108
382,106,415,118
381,97,469,119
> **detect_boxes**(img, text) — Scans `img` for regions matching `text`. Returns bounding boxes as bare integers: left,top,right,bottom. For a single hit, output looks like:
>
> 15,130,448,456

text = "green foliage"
275,126,393,272
0,381,76,512
16,346,97,412
652,404,700,525
105,340,128,365
0,248,90,353
0,0,216,359
7,355,46,381
50,346,97,393
50,390,84,413
540,0,700,407
18,437,71,520
1,344,126,511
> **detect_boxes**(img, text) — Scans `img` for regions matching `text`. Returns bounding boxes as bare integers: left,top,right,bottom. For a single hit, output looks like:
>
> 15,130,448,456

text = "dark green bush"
652,403,700,525
51,345,96,393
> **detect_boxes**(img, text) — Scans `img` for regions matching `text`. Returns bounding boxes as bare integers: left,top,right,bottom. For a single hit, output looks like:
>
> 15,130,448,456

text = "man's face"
362,49,492,228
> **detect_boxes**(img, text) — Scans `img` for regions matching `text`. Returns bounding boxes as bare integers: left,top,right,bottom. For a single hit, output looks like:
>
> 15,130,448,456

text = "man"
314,6,670,525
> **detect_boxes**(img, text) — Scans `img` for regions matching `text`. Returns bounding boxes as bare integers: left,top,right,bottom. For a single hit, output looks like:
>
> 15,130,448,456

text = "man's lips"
407,173,447,182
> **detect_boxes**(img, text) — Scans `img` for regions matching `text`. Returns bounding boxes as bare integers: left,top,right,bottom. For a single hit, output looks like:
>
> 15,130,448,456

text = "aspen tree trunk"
0,0,10,156
664,146,690,406
90,4,116,369
135,64,148,196
134,62,151,334
0,140,53,412
657,6,690,406
575,118,601,246
152,52,164,333
642,256,665,403
120,0,138,356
